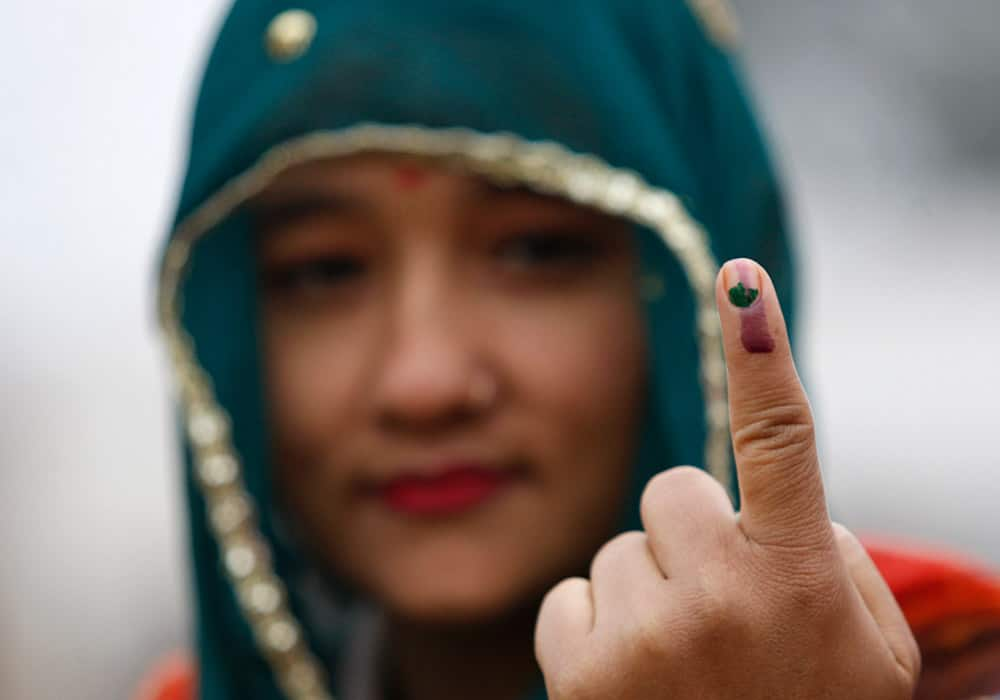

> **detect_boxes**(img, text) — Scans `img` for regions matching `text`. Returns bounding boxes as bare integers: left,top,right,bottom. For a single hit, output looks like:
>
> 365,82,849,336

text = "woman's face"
257,154,647,624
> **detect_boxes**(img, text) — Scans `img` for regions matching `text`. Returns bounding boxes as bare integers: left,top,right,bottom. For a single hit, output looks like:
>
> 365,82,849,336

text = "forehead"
249,153,630,231
264,152,466,186
256,152,512,202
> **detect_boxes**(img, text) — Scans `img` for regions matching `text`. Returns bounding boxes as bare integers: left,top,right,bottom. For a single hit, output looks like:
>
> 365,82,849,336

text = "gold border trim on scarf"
158,124,731,700
687,0,741,50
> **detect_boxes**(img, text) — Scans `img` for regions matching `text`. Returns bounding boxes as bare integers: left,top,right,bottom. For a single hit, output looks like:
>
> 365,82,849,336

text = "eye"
262,255,366,296
495,230,601,268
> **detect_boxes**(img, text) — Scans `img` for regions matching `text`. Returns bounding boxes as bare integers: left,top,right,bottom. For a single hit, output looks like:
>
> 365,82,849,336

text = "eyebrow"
245,190,361,236
471,179,565,205
245,174,584,236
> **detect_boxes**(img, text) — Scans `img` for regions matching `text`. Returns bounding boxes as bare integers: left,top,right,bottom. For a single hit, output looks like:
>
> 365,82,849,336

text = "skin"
535,259,921,698
255,155,921,698
255,154,647,700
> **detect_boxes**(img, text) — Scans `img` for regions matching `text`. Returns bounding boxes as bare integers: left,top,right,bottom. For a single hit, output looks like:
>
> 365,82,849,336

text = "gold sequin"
266,9,317,63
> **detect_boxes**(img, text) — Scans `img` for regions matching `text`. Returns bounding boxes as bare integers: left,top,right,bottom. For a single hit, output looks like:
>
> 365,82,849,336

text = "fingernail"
723,259,774,353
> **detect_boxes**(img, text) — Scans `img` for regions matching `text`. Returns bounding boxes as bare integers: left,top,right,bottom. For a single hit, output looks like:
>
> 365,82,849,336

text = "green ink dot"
728,281,759,308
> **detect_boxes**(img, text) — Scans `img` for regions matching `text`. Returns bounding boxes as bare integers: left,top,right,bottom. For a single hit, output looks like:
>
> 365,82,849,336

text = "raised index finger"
716,258,831,545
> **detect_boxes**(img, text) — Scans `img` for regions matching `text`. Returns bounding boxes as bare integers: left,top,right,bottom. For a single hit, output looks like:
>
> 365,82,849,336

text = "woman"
148,1,1000,698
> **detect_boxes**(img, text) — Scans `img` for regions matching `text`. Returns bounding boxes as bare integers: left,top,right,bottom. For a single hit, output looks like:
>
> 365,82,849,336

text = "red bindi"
392,164,430,190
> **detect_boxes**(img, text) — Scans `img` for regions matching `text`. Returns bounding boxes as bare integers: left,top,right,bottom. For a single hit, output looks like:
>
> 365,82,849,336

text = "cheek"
498,289,648,513
505,294,647,439
262,309,370,461
262,310,381,554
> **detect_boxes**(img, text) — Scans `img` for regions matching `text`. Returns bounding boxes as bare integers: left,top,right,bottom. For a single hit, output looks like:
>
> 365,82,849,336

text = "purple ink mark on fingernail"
740,302,775,353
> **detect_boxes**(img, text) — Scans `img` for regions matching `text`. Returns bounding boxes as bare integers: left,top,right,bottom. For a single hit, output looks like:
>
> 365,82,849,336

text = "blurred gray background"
1,1,997,698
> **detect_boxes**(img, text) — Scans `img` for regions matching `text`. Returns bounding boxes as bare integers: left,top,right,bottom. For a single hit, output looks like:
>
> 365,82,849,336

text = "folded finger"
640,466,735,574
834,523,921,680
535,576,594,674
589,531,665,626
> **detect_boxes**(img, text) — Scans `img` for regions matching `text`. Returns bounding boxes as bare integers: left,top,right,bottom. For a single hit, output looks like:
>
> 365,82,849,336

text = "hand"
535,258,920,699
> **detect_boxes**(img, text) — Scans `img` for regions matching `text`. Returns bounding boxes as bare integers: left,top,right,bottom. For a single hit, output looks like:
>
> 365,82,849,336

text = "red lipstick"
377,466,512,516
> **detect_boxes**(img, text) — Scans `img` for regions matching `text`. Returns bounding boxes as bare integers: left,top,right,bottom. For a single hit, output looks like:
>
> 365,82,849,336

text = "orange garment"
134,652,196,700
864,539,1000,651
863,538,1000,699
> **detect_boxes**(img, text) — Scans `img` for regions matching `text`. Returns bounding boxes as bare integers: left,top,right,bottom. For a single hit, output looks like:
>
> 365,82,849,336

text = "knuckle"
895,636,921,687
885,664,919,700
621,605,686,674
669,583,752,661
731,403,815,466
590,530,645,581
633,610,667,647
903,632,922,681
631,588,681,637
538,577,592,633
829,520,849,536
538,577,580,618
830,520,856,544
691,582,746,638
830,521,863,558
640,466,710,517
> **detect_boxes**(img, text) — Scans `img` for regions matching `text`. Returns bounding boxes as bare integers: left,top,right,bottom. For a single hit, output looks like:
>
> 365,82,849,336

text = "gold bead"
198,453,238,488
264,617,300,653
636,190,680,226
187,406,227,447
210,493,251,534
603,172,641,214
698,308,722,339
687,0,740,49
241,577,284,615
709,398,729,427
701,352,726,387
266,9,317,63
565,169,601,204
283,661,321,692
224,542,258,579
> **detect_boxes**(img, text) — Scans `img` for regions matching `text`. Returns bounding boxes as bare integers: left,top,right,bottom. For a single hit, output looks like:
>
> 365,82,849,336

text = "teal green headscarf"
161,1,795,697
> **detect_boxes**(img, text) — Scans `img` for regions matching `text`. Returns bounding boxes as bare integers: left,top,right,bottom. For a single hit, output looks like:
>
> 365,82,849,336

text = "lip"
372,463,517,516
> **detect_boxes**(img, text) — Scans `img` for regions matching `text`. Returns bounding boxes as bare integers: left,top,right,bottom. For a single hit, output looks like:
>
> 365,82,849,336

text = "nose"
372,269,495,434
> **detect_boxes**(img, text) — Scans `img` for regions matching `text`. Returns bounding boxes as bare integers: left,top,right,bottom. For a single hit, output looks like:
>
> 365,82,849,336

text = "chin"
382,583,521,625
363,545,550,625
